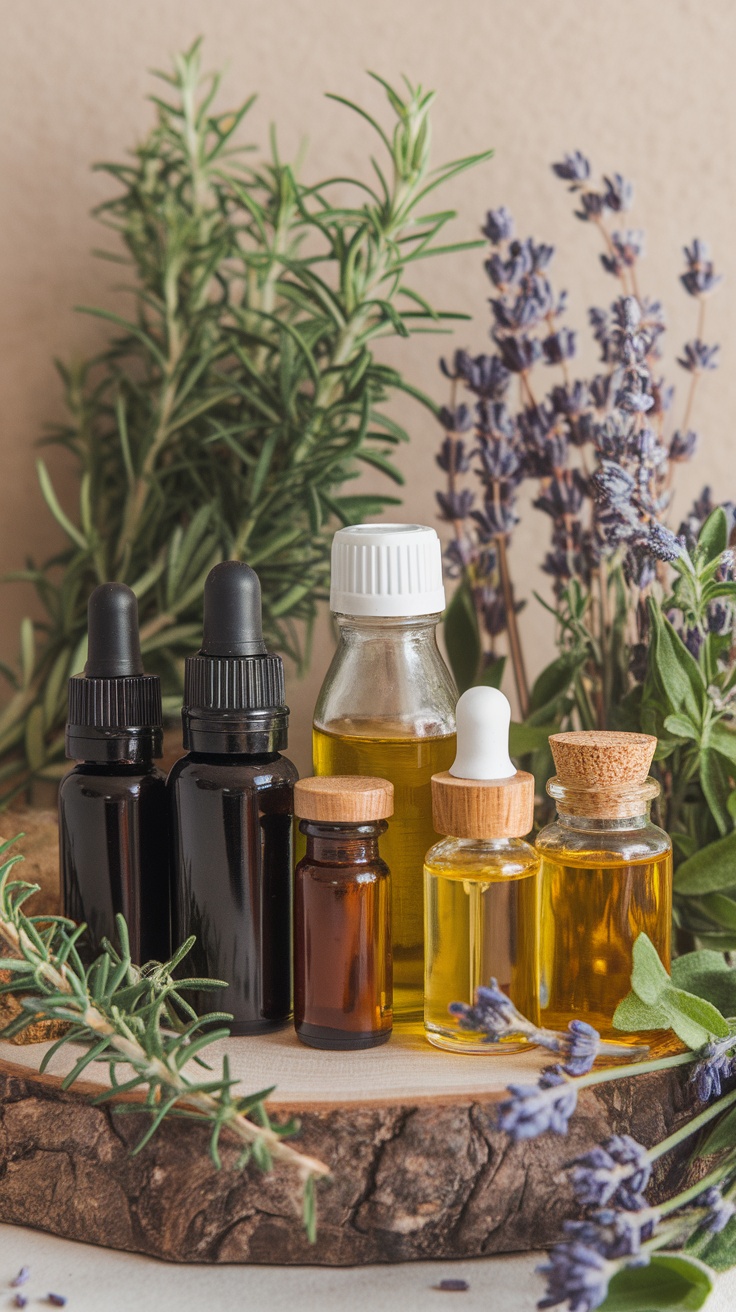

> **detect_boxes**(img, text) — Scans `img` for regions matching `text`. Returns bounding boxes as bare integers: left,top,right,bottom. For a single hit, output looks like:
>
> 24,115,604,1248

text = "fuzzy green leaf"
675,830,736,896
601,1254,714,1310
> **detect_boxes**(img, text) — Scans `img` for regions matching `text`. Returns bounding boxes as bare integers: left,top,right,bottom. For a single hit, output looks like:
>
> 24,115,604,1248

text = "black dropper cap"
65,584,163,764
182,562,289,755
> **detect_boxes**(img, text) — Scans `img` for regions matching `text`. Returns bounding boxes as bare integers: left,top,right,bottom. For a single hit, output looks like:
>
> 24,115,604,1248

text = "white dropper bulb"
449,685,515,781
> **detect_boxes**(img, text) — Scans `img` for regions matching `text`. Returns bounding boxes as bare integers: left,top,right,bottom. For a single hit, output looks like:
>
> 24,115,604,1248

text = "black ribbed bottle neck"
65,674,163,764
182,652,289,754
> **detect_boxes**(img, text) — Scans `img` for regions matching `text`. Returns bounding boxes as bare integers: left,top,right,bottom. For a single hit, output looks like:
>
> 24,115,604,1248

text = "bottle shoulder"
424,835,539,880
535,819,672,862
60,763,166,799
314,619,456,736
167,752,298,791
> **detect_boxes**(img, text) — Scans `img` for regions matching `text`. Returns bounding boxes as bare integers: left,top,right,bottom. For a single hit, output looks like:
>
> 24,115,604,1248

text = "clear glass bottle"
424,687,540,1052
536,731,673,1045
313,525,457,1022
293,776,393,1050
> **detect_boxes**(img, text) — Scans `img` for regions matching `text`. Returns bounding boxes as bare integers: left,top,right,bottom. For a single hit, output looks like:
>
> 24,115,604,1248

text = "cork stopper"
432,686,534,839
548,730,659,819
294,776,393,823
432,770,535,840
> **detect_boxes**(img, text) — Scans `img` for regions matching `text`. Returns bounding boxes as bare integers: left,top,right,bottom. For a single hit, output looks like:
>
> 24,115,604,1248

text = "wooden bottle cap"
294,776,394,823
431,770,535,840
548,730,658,819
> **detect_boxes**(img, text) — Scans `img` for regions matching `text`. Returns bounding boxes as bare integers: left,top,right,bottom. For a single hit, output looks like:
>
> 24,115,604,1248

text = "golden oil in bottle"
313,724,456,1019
537,730,675,1049
424,840,539,1051
424,687,539,1052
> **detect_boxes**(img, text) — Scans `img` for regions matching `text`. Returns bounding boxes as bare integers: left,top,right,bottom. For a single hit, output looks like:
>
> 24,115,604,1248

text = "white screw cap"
330,523,446,617
449,685,515,780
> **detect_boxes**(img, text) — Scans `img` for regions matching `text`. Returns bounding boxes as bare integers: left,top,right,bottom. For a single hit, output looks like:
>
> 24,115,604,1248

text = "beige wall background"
1,0,735,773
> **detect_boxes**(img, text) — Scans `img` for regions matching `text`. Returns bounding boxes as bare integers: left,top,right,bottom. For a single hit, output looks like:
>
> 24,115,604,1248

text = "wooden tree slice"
0,1029,704,1266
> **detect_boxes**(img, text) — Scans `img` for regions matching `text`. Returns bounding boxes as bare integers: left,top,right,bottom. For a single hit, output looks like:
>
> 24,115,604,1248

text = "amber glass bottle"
294,776,393,1050
60,583,168,964
169,562,297,1035
536,731,673,1046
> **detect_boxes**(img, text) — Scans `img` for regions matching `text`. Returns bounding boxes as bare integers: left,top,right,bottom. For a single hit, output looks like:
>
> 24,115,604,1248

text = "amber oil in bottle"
536,731,673,1047
424,687,540,1053
294,775,393,1049
313,524,456,1022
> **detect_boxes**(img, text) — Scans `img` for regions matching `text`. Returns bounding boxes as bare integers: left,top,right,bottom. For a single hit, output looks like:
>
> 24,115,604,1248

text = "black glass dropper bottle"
167,561,297,1034
59,583,169,963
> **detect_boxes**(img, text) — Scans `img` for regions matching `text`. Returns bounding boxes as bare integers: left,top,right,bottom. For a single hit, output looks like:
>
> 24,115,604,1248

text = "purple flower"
691,1036,736,1102
558,1020,601,1077
495,335,542,373
459,352,510,399
534,470,587,520
439,403,473,433
436,489,474,522
697,1186,736,1235
646,522,684,562
603,174,634,213
482,206,514,244
576,191,606,222
449,977,529,1041
669,429,698,462
436,436,471,475
708,602,731,635
543,329,577,365
439,350,470,381
681,239,722,296
552,151,591,186
677,340,720,372
497,1067,578,1141
564,1207,658,1260
537,1241,615,1312
569,1135,652,1211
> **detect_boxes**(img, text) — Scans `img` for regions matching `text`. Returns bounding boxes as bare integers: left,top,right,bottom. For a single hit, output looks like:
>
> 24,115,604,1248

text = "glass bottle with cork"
293,775,393,1050
424,686,539,1052
313,524,457,1022
536,730,673,1044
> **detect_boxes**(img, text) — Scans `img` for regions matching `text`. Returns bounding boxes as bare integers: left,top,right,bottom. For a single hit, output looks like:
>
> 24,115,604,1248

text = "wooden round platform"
0,1025,701,1266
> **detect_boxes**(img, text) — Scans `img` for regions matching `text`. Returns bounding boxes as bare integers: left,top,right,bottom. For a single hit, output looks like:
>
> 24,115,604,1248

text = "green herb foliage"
0,837,328,1238
0,41,492,803
613,933,730,1048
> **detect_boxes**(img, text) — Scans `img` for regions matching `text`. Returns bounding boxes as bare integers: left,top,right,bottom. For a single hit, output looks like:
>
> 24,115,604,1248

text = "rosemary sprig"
0,41,493,803
0,838,328,1240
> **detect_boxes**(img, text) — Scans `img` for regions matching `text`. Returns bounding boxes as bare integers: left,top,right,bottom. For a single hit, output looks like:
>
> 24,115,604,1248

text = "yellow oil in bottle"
312,724,456,1020
424,844,540,1052
539,848,673,1044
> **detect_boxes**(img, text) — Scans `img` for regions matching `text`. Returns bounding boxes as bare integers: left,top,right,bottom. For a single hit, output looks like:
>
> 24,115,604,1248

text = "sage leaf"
697,506,729,563
686,1211,736,1272
672,949,736,1015
674,830,736,896
629,932,670,1005
602,1253,714,1311
697,1102,736,1158
612,991,671,1034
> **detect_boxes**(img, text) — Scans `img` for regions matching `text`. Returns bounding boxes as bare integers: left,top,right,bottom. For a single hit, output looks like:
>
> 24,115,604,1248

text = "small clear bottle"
294,776,393,1050
536,731,673,1044
313,524,457,1022
424,687,539,1052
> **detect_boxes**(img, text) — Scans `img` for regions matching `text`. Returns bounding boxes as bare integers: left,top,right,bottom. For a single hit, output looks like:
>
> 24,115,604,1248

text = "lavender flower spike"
569,1135,652,1210
691,1035,736,1102
537,1241,618,1312
449,977,535,1042
497,1067,578,1141
697,1186,736,1235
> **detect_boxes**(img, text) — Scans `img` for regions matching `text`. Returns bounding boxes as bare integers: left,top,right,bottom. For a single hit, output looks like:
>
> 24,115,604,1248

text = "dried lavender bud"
552,151,591,186
677,339,720,372
481,206,514,244
570,1134,652,1210
10,1270,30,1289
602,173,633,212
681,239,722,296
47,1297,67,1308
13,1296,27,1310
669,429,698,462
434,1278,470,1292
